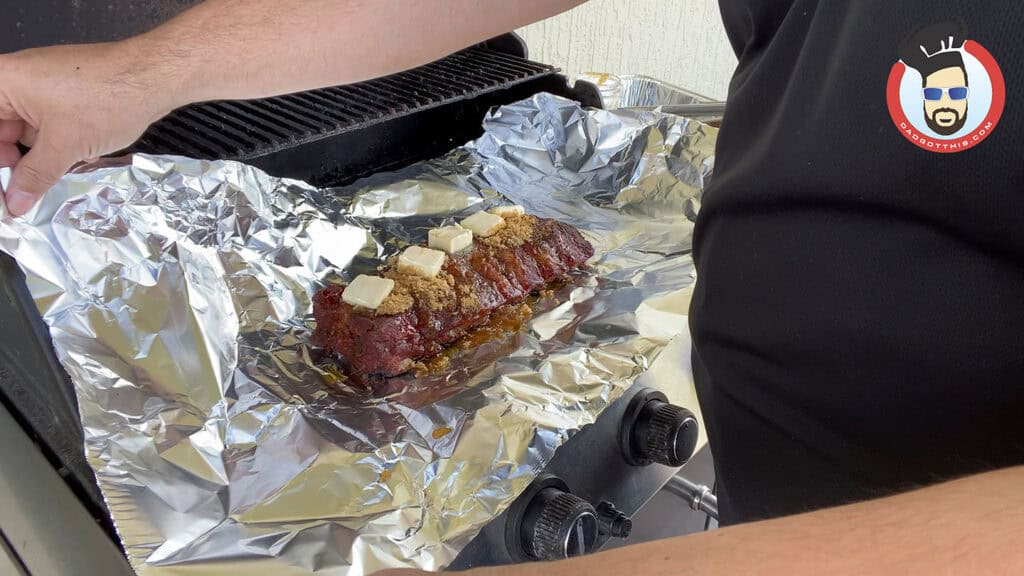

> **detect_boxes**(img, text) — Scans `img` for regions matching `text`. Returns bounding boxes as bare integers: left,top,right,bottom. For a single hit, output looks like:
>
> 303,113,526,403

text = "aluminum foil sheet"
0,93,716,575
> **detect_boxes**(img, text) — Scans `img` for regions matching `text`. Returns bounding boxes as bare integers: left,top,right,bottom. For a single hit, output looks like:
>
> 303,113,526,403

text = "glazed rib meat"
312,216,594,377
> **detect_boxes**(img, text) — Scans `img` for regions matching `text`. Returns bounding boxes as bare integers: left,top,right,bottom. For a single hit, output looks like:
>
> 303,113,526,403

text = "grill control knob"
506,475,631,562
621,389,699,467
521,487,599,561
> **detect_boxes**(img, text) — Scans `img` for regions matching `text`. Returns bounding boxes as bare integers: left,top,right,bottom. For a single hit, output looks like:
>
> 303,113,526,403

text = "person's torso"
695,0,1024,524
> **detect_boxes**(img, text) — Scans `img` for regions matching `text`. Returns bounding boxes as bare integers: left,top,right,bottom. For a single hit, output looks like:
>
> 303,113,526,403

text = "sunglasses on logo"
922,87,969,101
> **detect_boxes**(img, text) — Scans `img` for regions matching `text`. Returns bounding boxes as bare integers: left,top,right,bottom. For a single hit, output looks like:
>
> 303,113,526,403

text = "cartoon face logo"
922,61,969,135
887,21,1005,153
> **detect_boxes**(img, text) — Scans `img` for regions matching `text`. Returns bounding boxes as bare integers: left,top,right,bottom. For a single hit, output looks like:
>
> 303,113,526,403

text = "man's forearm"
126,0,584,108
478,466,1024,576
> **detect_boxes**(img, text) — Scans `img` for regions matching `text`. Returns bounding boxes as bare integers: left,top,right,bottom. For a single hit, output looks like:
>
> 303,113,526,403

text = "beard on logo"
924,105,968,135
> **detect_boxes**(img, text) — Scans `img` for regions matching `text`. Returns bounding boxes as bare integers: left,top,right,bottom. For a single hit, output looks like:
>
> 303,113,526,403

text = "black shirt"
694,1,1024,524
0,1,198,53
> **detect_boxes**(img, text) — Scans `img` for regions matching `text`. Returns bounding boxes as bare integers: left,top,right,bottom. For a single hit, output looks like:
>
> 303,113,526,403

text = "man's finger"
0,142,21,169
0,119,24,143
6,137,76,216
19,125,37,148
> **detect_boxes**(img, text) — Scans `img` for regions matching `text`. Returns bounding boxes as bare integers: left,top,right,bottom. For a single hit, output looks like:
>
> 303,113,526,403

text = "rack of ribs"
312,209,594,377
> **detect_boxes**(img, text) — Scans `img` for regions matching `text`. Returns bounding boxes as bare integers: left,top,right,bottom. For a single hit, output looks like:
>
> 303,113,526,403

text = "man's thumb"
6,138,74,217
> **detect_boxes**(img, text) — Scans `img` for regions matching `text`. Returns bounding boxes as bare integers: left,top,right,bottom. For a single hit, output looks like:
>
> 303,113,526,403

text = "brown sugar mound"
480,214,538,249
377,268,456,315
456,282,480,312
374,215,537,316
375,289,414,316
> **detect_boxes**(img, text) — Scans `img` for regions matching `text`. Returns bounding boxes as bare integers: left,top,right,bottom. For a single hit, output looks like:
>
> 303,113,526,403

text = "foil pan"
618,74,715,108
0,93,716,575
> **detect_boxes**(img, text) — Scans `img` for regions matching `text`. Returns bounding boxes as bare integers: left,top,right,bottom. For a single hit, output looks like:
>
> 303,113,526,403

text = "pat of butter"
489,205,525,218
398,245,446,278
460,211,505,237
342,275,395,309
428,225,474,254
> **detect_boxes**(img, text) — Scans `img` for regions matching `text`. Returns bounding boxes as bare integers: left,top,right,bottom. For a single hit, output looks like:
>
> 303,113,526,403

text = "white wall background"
518,0,737,101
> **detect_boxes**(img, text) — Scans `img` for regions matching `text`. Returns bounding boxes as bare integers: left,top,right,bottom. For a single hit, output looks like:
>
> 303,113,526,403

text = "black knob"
621,390,699,467
521,487,599,561
641,401,699,467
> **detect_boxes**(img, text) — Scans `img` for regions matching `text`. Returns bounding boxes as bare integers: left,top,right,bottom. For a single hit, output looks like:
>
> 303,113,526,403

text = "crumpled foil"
0,93,715,575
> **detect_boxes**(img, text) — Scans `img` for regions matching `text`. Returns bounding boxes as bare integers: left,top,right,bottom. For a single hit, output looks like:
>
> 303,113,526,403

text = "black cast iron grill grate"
127,46,571,185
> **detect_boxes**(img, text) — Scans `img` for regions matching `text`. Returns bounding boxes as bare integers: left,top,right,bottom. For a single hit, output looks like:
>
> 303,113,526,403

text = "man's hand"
0,0,586,217
372,466,1024,576
0,43,178,215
